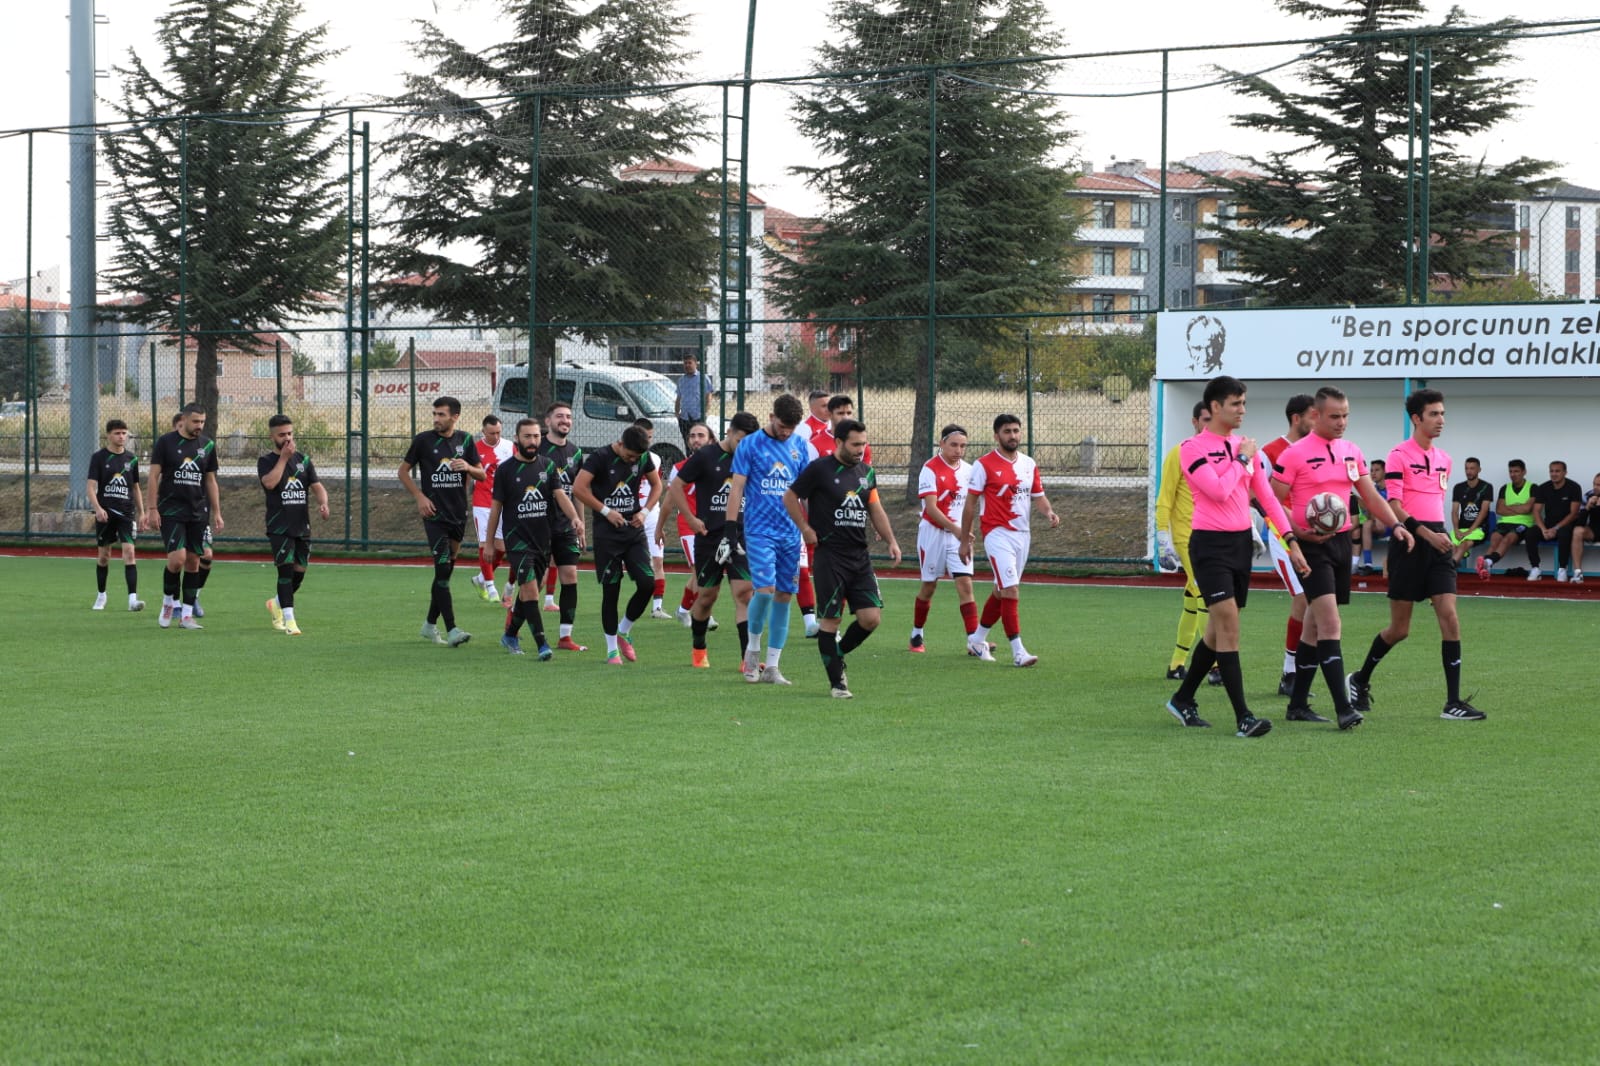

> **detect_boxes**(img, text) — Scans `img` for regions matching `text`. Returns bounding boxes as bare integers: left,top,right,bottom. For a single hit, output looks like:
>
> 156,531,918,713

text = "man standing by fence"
145,403,223,630
675,354,714,451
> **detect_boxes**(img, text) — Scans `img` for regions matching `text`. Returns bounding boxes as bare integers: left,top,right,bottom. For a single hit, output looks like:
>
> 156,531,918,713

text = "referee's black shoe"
1235,715,1272,738
1285,704,1330,723
1441,698,1486,721
1165,696,1211,728
1337,708,1364,731
1346,672,1373,713
1277,671,1295,697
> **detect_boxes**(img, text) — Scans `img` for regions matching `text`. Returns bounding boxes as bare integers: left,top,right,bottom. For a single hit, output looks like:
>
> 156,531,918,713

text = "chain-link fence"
3,12,1597,564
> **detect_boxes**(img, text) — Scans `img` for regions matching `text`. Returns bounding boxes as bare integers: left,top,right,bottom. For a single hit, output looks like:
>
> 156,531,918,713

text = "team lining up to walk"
1154,376,1501,738
85,390,1063,701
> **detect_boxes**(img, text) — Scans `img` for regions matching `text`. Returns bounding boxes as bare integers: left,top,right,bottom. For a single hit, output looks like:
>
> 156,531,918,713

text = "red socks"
479,551,495,583
912,597,931,628
797,567,816,611
960,600,979,635
980,593,1003,628
653,577,666,599
999,598,1021,639
679,587,697,610
545,567,558,595
1286,615,1304,654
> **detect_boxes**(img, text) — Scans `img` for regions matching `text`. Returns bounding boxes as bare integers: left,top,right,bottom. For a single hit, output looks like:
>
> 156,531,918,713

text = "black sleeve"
790,459,821,499
302,456,319,485
257,454,275,479
492,462,514,506
88,452,104,482
402,433,426,467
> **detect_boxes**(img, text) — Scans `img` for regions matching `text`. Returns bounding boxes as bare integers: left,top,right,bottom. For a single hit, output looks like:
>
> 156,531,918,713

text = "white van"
493,362,715,465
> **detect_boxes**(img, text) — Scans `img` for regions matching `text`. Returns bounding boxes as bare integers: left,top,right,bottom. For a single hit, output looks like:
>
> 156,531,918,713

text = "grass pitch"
2,555,1596,1063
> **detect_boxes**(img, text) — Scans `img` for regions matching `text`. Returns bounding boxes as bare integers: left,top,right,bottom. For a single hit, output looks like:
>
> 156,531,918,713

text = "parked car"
0,401,28,419
493,362,719,466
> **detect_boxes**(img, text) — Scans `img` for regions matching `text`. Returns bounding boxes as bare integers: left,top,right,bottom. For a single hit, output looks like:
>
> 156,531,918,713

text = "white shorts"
681,534,696,569
983,528,1030,590
644,507,664,559
917,522,971,582
1263,518,1305,596
472,505,503,545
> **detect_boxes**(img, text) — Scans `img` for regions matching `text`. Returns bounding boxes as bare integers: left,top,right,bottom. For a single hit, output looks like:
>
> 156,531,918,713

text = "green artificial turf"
2,555,1596,1063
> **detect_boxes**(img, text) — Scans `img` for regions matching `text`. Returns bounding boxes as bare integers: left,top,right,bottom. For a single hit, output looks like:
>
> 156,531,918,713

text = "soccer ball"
1304,491,1349,534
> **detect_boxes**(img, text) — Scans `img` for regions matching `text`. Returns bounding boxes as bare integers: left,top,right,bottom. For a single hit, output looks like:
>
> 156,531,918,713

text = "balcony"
1069,274,1149,292
1077,226,1147,245
1195,258,1252,288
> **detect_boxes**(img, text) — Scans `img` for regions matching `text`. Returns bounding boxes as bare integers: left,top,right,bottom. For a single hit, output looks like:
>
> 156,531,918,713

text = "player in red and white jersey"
908,423,978,653
958,413,1059,667
1347,388,1484,721
471,415,514,603
1272,386,1411,730
655,422,714,625
1259,394,1315,696
792,390,832,450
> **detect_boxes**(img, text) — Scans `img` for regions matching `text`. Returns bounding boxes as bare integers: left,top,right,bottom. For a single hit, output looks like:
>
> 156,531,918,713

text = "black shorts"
1386,524,1457,602
269,534,311,568
594,526,652,586
1300,533,1353,604
1188,529,1254,609
812,545,883,619
423,519,466,563
506,547,549,589
96,515,136,547
694,528,751,588
1497,522,1534,543
161,517,208,555
549,525,582,565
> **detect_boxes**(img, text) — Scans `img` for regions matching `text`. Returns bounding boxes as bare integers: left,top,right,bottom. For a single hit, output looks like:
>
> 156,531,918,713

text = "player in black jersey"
486,417,581,660
145,403,223,629
538,401,589,651
571,424,662,665
664,411,759,668
784,420,903,699
260,414,329,636
399,396,485,647
86,418,146,612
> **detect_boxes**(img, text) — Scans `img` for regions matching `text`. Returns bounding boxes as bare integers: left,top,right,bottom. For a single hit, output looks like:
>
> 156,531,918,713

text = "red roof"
0,292,70,312
401,350,497,371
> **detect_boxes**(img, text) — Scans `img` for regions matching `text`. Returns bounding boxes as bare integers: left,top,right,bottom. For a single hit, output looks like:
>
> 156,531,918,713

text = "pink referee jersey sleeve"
1180,429,1293,537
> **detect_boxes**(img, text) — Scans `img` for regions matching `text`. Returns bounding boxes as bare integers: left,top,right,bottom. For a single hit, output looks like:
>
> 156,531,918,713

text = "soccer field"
2,555,1596,1063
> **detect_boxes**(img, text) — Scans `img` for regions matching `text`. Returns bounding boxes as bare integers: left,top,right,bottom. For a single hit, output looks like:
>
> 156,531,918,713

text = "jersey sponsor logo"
832,488,869,527
280,476,308,506
103,472,131,500
174,454,205,487
517,485,549,519
604,482,635,511
431,466,465,489
711,478,732,513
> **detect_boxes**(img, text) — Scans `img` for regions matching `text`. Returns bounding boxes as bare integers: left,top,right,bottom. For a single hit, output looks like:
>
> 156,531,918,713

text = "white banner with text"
1156,303,1600,381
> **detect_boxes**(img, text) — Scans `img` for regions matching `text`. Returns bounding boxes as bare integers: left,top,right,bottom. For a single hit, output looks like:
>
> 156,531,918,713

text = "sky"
3,0,1598,295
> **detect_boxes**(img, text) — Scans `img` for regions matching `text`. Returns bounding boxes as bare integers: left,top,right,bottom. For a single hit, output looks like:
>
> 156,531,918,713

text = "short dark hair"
1551,460,1567,471
482,414,500,427
105,419,127,433
171,413,181,427
179,402,205,418
729,412,760,435
826,394,854,414
993,412,1022,432
808,389,830,402
1370,459,1386,470
632,417,654,432
434,396,462,416
686,420,710,438
1509,459,1526,470
1190,401,1206,421
773,393,804,427
833,418,867,443
1405,388,1444,419
1202,376,1246,409
514,417,539,434
1465,456,1481,466
544,401,571,419
1314,385,1347,406
268,414,293,429
620,425,651,454
1285,394,1314,420
940,423,967,440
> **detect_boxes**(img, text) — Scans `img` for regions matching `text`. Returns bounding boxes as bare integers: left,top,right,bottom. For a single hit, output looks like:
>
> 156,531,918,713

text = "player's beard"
518,445,539,460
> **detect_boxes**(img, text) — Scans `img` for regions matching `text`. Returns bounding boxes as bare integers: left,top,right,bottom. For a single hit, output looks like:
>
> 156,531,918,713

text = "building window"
1130,247,1150,275
1092,247,1116,275
1092,200,1116,228
1174,288,1192,308
1172,200,1192,222
1090,295,1114,323
1129,294,1152,319
1567,206,1581,229
1129,201,1151,228
1519,205,1530,230
1218,247,1241,270
1172,242,1190,267
1217,201,1237,221
1568,249,1582,273
252,358,276,379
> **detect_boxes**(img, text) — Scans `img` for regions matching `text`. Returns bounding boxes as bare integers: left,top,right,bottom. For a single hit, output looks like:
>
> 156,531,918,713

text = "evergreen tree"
0,310,54,401
102,0,346,430
1212,1,1550,306
378,0,717,416
769,0,1079,498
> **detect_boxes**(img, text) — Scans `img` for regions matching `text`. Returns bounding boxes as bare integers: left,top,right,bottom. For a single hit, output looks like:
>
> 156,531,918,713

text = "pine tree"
1211,0,1550,306
768,0,1079,497
0,309,54,401
377,0,718,417
102,0,346,430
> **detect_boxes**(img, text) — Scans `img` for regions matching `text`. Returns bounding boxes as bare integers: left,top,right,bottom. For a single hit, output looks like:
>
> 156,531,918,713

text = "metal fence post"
1025,328,1035,456
1405,36,1417,305
149,342,158,442
274,338,283,413
360,120,372,550
408,336,417,439
527,92,542,416
23,130,33,533
925,66,939,463
1418,47,1433,306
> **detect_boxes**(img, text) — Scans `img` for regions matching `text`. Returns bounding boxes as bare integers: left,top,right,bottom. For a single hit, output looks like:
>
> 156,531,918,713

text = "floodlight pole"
65,0,100,512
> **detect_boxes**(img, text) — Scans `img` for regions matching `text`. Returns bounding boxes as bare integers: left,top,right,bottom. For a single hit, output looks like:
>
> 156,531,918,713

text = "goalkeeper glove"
1156,529,1180,571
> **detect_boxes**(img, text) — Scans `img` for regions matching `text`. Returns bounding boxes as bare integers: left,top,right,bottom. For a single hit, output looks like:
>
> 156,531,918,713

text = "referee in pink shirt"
1347,389,1485,721
1165,375,1307,737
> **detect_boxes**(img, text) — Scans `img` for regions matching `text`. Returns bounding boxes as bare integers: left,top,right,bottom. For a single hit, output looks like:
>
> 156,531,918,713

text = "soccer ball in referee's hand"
1304,492,1349,535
